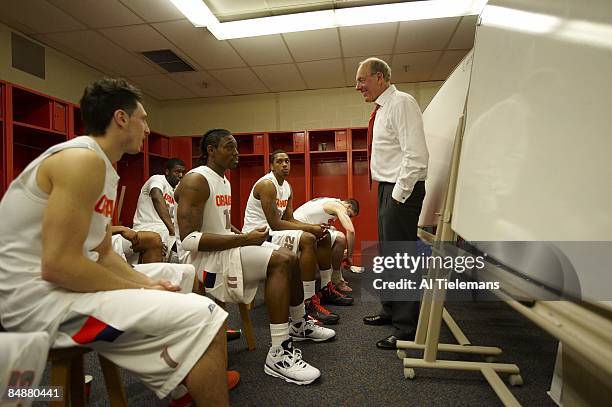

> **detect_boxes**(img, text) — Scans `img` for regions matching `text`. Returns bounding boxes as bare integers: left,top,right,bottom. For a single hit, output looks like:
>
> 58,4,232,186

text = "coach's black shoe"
376,335,398,350
363,314,392,326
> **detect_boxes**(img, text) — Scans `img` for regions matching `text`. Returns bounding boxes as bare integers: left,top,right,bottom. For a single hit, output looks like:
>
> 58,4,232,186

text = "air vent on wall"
141,49,195,73
11,33,45,79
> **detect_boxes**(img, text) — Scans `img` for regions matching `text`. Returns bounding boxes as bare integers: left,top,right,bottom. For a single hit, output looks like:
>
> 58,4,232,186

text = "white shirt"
371,84,429,202
294,197,341,225
0,136,118,332
241,172,291,233
176,166,234,272
132,174,175,233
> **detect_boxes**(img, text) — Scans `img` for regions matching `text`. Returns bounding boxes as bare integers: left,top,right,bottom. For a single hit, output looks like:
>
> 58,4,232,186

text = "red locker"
335,130,347,150
253,134,264,154
52,102,67,133
293,132,305,152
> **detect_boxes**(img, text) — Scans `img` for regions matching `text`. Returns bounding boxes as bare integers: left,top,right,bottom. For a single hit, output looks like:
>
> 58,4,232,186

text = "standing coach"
355,57,429,349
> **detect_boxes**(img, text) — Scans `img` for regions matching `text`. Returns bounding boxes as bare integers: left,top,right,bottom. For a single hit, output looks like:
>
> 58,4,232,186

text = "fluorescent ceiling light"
209,10,337,39
168,0,218,27
480,5,561,34
335,0,482,27
169,0,487,40
556,20,612,51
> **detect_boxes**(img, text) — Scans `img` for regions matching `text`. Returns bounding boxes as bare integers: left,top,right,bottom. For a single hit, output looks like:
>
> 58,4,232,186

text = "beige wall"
0,21,442,137
156,81,442,136
0,22,162,130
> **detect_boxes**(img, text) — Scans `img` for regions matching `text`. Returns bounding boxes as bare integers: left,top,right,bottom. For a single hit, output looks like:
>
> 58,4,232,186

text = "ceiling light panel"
169,0,487,40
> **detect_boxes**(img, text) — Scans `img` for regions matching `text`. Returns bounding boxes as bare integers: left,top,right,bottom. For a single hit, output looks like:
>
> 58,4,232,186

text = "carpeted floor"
37,270,558,406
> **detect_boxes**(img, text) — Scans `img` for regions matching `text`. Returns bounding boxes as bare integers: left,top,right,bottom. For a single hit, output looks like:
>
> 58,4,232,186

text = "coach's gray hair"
359,57,391,82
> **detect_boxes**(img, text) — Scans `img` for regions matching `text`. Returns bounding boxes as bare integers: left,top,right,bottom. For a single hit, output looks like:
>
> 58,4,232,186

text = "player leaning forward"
0,78,229,405
174,129,334,385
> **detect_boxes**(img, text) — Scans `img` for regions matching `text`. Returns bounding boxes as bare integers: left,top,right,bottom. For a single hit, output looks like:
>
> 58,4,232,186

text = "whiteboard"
419,50,473,227
451,0,612,302
453,0,612,241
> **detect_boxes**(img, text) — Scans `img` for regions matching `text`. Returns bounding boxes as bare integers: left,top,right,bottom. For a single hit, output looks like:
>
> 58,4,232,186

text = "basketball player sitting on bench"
0,78,229,405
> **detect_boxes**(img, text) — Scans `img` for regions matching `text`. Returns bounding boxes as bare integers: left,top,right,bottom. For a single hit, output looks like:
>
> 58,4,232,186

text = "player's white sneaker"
290,317,336,342
264,339,320,385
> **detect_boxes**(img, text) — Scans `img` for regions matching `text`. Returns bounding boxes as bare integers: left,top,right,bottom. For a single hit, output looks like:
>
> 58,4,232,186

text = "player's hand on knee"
245,227,269,246
120,228,139,246
308,225,326,239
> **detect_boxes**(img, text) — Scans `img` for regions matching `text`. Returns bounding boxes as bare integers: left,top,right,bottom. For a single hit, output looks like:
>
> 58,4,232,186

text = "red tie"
367,103,380,191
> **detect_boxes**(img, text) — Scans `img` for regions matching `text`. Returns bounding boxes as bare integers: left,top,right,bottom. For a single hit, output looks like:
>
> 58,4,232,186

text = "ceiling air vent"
12,33,45,79
141,49,195,73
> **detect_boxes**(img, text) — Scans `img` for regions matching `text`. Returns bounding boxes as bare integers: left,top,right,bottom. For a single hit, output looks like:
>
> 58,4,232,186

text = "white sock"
270,323,289,348
320,268,332,287
290,303,306,323
303,280,316,300
332,268,343,284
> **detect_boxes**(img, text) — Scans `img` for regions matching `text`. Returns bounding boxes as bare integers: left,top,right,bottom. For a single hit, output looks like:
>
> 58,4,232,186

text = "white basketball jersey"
177,166,233,273
0,136,119,332
242,172,291,233
0,331,50,407
294,197,341,225
132,174,175,233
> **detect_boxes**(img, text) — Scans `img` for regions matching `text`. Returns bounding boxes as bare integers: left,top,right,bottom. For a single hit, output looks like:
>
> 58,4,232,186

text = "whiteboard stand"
396,115,523,407
414,229,474,348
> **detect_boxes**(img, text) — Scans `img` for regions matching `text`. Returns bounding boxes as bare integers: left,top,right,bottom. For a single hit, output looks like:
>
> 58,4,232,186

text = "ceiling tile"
0,0,86,34
391,52,442,83
0,17,37,36
298,59,346,89
340,22,397,57
252,64,307,92
170,71,234,97
119,0,185,22
99,25,173,52
153,20,245,70
209,68,268,95
129,74,196,100
448,15,477,49
230,35,293,66
430,50,470,81
47,0,143,28
283,28,340,62
396,17,460,53
43,30,159,76
343,54,391,86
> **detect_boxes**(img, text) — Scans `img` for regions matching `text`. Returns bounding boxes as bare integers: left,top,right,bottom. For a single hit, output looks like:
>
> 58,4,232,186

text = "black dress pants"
377,181,425,339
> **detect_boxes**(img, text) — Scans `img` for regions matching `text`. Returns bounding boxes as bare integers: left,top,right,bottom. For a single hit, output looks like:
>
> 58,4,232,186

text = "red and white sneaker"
305,294,339,325
169,371,240,406
320,281,354,306
306,314,323,326
335,280,353,294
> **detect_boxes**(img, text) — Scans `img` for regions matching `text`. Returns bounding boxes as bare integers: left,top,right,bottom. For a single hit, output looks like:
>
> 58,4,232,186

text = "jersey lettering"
163,193,175,205
8,370,35,387
283,235,295,251
276,199,288,208
94,195,115,218
215,195,232,206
